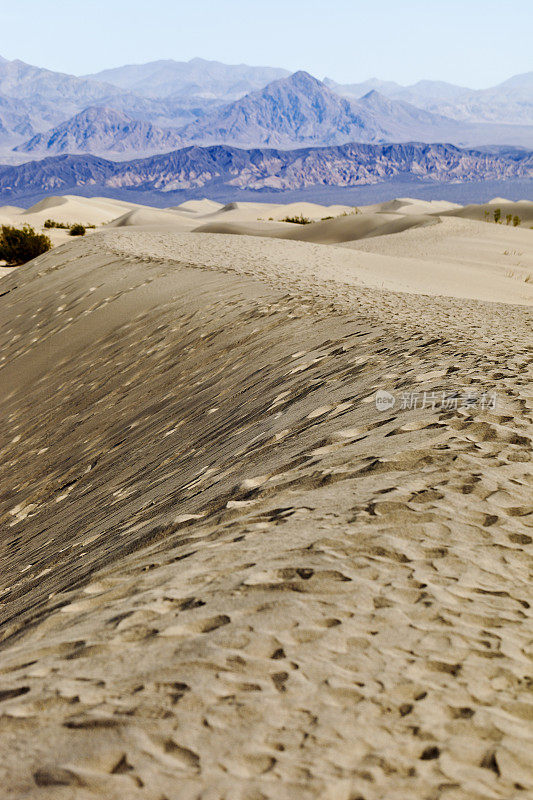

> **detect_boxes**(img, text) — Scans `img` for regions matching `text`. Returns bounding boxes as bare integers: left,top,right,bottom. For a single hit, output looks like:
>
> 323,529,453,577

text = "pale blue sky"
2,0,532,88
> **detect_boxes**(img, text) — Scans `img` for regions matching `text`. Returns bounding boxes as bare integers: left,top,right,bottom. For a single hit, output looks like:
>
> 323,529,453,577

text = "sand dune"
1,195,532,305
106,206,198,230
440,199,533,224
170,198,224,214
348,216,533,288
0,195,144,250
0,205,25,215
18,195,136,227
197,200,356,223
0,195,158,248
111,229,533,305
195,211,438,244
266,200,355,220
359,197,461,216
0,222,531,799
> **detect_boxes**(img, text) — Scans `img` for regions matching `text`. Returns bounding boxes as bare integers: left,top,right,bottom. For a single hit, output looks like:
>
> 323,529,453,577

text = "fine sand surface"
439,200,533,225
194,211,440,244
0,197,532,799
107,228,533,305
0,195,145,249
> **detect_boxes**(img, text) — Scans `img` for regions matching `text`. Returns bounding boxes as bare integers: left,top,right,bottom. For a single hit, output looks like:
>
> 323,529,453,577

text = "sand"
0,196,532,799
18,195,134,227
106,207,199,230
193,200,356,224
170,199,224,214
106,227,533,305
194,211,439,245
440,199,533,225
358,198,462,216
0,195,170,248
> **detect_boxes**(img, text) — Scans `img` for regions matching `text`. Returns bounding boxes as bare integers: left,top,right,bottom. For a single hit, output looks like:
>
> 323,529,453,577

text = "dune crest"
0,225,531,798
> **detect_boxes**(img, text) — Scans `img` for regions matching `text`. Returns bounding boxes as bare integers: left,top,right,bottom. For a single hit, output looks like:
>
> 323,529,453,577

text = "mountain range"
14,107,185,156
85,57,290,102
1,142,531,204
0,54,532,199
0,56,531,152
173,72,470,148
325,72,533,126
86,58,533,127
10,72,533,159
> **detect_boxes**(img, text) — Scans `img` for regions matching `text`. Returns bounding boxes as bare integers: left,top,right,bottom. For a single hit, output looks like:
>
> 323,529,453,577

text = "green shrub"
69,224,86,237
281,214,311,225
0,224,51,266
506,213,513,225
513,216,521,227
493,208,501,223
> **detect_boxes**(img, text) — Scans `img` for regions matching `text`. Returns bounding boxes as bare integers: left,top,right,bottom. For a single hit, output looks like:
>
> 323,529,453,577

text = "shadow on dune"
193,211,438,244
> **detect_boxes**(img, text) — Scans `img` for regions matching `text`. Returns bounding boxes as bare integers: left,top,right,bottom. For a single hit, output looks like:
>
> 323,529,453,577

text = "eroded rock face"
0,235,532,799
1,140,532,200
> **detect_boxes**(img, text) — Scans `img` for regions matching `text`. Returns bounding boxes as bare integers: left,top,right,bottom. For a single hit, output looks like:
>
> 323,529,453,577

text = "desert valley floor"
0,194,532,799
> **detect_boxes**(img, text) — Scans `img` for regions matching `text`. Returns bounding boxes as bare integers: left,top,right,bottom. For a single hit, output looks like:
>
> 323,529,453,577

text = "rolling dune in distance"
0,195,532,799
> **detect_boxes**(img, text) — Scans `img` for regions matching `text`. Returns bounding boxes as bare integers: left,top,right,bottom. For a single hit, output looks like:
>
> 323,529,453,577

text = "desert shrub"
341,207,360,217
493,208,501,223
513,216,521,227
69,224,86,236
321,216,334,220
44,219,95,231
44,219,69,229
0,224,51,266
506,213,513,225
281,214,311,225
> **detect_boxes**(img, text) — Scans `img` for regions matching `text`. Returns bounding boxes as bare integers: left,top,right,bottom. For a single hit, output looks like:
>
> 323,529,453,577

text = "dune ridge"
0,219,532,798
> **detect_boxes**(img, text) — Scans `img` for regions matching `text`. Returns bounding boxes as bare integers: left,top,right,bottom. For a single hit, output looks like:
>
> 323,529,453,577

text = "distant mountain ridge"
13,72,533,157
0,141,530,202
173,71,467,148
0,55,532,164
0,56,230,147
14,107,185,156
86,58,290,102
86,58,533,126
0,58,158,130
326,72,533,125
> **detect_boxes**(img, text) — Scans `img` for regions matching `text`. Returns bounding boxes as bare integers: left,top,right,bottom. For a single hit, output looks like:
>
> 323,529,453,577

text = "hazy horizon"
1,0,531,90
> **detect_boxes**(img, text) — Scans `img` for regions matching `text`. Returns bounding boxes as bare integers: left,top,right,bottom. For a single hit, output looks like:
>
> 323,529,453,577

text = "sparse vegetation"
44,219,96,231
321,216,334,220
69,224,86,237
44,218,69,229
0,224,51,266
340,207,361,217
281,214,312,225
483,209,521,227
